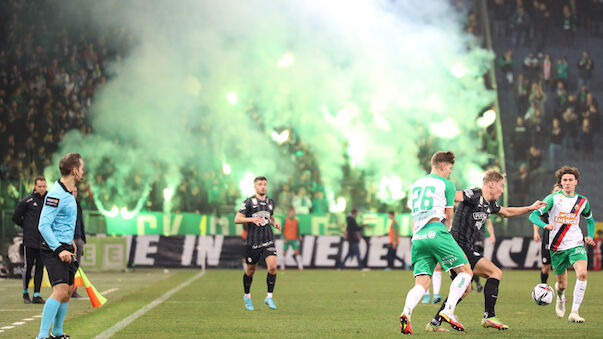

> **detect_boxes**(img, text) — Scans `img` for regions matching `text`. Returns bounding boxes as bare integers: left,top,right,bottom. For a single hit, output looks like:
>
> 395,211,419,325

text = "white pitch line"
93,270,206,339
33,315,42,318
24,318,35,321
101,288,119,295
12,322,25,325
0,326,15,330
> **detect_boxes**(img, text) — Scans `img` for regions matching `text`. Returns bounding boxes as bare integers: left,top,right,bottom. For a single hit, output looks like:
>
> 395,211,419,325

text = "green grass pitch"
1,269,602,338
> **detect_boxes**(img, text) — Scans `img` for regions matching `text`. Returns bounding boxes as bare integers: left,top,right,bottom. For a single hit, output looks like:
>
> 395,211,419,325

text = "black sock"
243,273,253,294
484,278,500,318
540,272,548,284
267,273,276,293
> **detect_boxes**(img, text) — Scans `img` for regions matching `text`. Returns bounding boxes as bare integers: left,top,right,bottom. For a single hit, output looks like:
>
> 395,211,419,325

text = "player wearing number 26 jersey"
399,151,472,335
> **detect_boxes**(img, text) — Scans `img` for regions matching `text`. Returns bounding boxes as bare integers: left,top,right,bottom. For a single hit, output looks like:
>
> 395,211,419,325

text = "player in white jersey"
399,151,472,334
529,166,595,323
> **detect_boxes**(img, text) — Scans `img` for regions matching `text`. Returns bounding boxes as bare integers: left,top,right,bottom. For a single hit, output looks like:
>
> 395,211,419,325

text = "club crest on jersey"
251,198,258,206
268,204,273,210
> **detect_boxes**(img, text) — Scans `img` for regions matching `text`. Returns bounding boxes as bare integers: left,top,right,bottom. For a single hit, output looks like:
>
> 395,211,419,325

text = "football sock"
38,297,60,339
540,272,548,284
243,273,253,294
433,271,442,295
403,285,426,315
267,292,273,299
296,255,303,270
571,279,587,312
445,272,471,313
24,288,28,294
267,273,276,293
280,256,285,270
244,293,250,299
51,302,69,336
484,278,500,318
34,292,41,297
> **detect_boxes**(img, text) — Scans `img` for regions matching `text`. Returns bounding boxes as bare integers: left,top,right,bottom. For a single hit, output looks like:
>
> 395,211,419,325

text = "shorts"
41,247,78,287
283,239,300,251
459,246,484,270
411,222,469,277
244,243,277,265
551,246,587,275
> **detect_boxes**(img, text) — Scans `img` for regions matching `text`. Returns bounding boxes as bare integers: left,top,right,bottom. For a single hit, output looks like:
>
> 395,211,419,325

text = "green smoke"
50,0,494,213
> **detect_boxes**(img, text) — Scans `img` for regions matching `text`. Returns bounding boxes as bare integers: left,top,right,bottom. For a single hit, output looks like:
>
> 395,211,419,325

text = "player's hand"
72,241,77,256
58,250,72,263
533,232,541,242
250,217,264,226
531,200,547,210
272,222,281,231
544,224,554,231
585,236,595,246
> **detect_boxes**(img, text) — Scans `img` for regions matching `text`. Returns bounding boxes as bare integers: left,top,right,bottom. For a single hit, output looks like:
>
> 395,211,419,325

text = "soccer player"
427,170,546,331
399,151,473,334
529,166,595,323
235,176,281,311
533,184,562,285
281,207,303,271
36,153,84,339
385,211,405,271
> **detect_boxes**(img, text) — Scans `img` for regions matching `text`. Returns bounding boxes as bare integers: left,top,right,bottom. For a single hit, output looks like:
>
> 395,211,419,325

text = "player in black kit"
234,176,281,311
427,170,546,332
533,184,562,284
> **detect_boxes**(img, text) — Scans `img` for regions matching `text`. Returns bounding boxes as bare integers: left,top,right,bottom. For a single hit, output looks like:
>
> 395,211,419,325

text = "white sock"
295,255,303,270
433,271,442,295
403,285,427,315
572,280,587,312
244,293,250,298
445,272,471,313
280,256,286,270
267,292,273,299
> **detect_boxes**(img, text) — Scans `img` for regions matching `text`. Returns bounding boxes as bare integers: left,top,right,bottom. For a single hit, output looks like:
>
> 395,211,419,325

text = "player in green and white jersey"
399,151,472,334
529,166,595,323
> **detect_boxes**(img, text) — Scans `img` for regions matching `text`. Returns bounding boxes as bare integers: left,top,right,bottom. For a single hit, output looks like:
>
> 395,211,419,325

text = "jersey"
410,173,455,233
388,220,399,244
238,195,275,247
38,180,77,251
283,217,299,240
536,191,593,251
450,188,501,251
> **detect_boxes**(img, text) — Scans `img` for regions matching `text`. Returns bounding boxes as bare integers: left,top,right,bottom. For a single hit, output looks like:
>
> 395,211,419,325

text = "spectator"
562,107,579,153
339,209,366,270
497,49,514,84
528,146,543,172
549,118,564,170
578,119,594,161
491,0,509,38
511,116,530,163
513,164,530,206
541,53,553,89
292,187,312,215
554,58,569,89
510,5,530,47
529,82,547,116
554,81,568,114
561,5,575,47
276,184,293,215
523,52,539,81
532,2,551,52
513,73,530,115
577,51,594,89
311,191,328,214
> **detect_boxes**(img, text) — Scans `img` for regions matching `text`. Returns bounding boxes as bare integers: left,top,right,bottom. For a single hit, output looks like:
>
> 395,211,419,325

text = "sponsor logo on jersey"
45,197,60,207
33,202,38,207
440,254,458,266
251,198,258,206
473,212,488,221
252,211,271,226
555,212,579,225
464,189,474,198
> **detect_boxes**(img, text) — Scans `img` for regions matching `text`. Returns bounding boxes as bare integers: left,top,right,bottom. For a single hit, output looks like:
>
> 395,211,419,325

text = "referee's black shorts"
41,246,78,286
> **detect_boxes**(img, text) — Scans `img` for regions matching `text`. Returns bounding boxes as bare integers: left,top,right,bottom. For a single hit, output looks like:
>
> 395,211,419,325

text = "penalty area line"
92,269,206,339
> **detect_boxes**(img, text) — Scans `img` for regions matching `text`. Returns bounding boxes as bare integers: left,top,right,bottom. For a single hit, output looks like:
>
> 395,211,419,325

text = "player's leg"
243,246,260,310
472,258,508,329
51,263,76,338
339,241,353,269
432,263,442,303
293,243,303,271
32,248,45,303
541,242,551,284
551,249,571,318
38,249,72,339
22,246,34,303
264,252,278,309
401,274,431,334
541,264,551,283
386,244,394,270
281,241,288,271
568,249,588,322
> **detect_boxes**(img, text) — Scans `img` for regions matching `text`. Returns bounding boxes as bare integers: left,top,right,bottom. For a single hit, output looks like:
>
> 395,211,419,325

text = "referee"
36,153,84,339
12,176,47,304
234,176,281,311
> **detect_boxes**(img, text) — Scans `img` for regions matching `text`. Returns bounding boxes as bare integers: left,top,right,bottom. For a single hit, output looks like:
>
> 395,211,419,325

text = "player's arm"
11,197,27,227
234,199,263,226
529,194,554,230
486,218,496,244
444,208,454,229
454,191,464,202
497,199,547,218
582,200,595,246
533,224,541,242
38,197,72,263
445,179,456,228
270,215,281,231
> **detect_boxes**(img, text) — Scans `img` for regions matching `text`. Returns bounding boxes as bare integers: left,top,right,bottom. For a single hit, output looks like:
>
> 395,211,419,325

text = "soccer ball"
532,283,554,306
